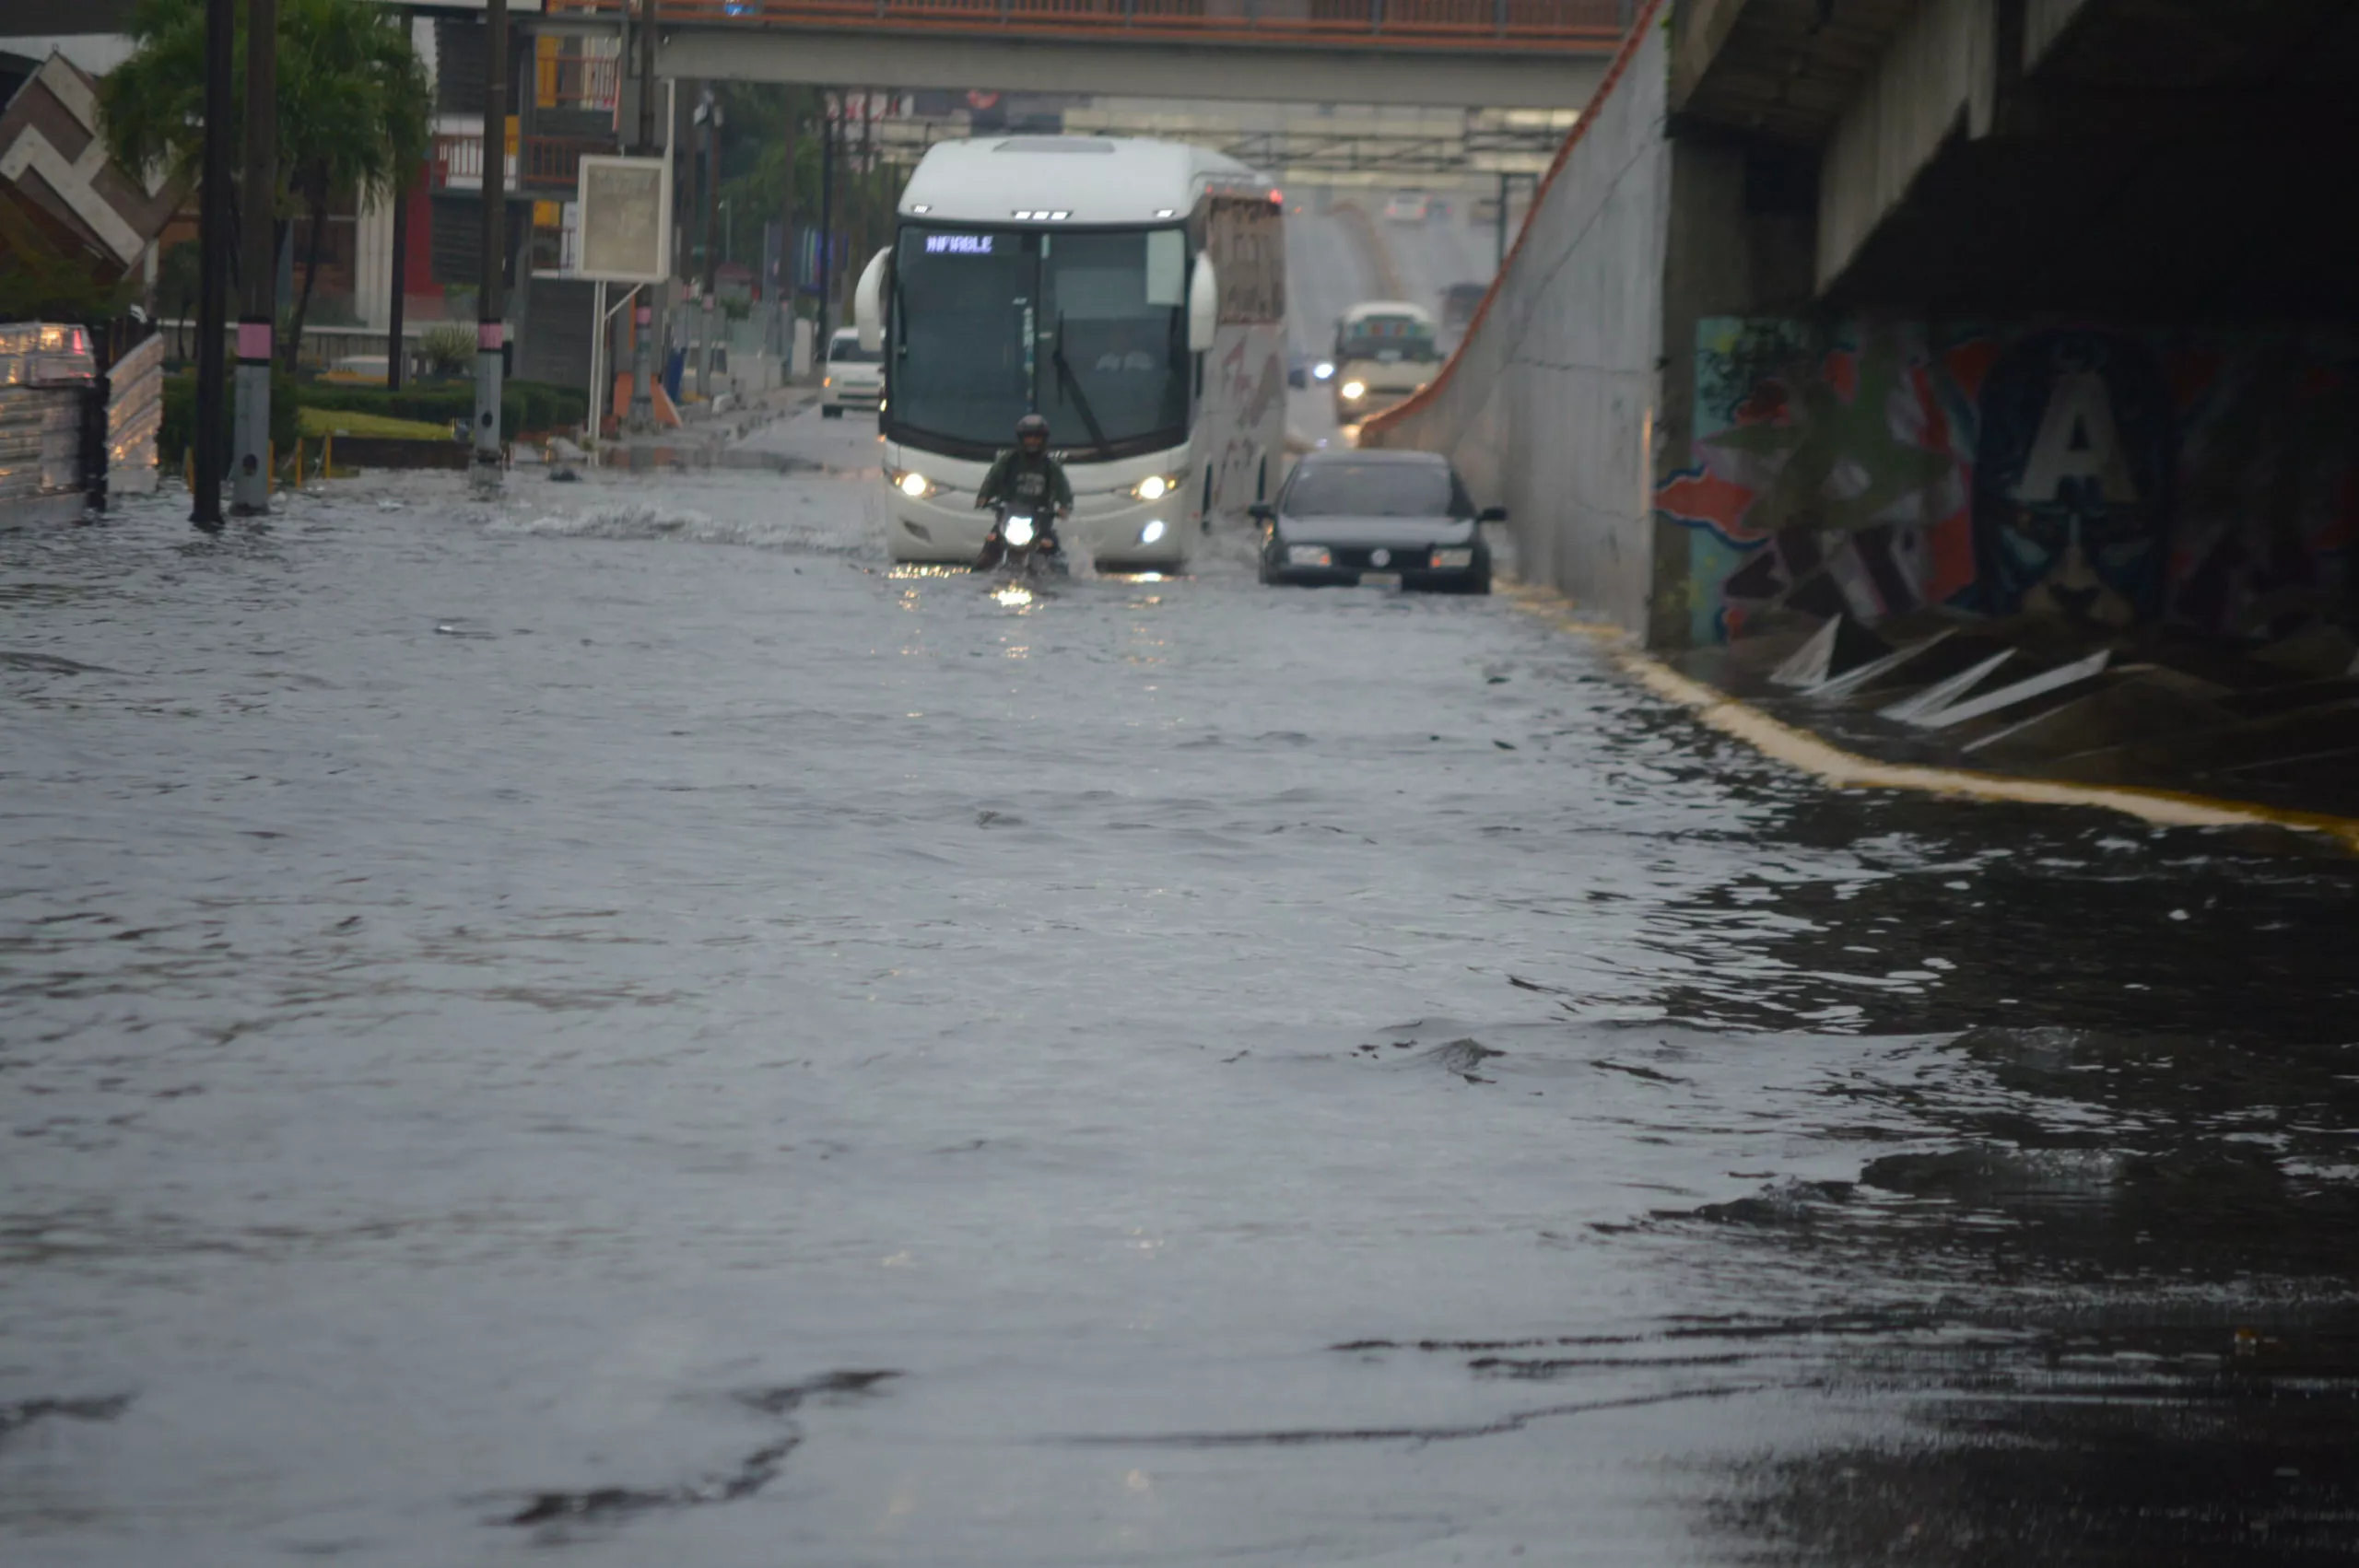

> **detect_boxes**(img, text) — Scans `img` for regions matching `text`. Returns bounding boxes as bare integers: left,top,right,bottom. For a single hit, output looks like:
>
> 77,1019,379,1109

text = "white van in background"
821,328,884,418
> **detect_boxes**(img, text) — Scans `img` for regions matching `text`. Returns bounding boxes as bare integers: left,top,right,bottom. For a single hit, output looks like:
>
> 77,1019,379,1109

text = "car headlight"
1003,514,1036,546
1133,473,1181,501
1312,361,1334,381
891,469,935,498
1139,520,1167,544
1429,548,1475,568
1340,380,1367,401
1286,544,1332,567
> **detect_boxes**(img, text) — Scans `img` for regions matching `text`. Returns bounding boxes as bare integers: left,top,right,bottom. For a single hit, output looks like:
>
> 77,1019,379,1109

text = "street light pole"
696,86,720,400
625,0,658,432
232,0,277,514
471,0,507,495
190,0,236,529
386,3,412,392
816,88,835,342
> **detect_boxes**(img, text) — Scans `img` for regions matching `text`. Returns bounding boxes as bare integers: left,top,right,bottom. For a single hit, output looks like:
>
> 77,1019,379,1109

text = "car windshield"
1338,314,1440,363
829,337,880,365
1284,462,1463,518
888,223,1190,458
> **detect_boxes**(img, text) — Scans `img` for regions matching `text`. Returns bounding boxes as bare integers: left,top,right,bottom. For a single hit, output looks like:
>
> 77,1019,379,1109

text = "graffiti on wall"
1657,318,2359,647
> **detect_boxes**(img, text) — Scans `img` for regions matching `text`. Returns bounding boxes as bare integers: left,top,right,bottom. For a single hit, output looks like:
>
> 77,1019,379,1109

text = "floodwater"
5,405,2357,1566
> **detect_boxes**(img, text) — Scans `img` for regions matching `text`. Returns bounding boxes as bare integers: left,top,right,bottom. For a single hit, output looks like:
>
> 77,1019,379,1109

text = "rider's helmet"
1015,413,1050,455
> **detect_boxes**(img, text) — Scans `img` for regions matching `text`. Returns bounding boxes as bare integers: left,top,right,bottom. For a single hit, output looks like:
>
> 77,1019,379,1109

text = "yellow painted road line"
1504,584,2359,852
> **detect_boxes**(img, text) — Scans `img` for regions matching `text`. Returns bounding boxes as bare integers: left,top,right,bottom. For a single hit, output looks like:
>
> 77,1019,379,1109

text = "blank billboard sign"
576,156,670,283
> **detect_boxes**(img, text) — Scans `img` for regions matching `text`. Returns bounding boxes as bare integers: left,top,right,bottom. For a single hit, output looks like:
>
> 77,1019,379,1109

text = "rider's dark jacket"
978,448,1074,516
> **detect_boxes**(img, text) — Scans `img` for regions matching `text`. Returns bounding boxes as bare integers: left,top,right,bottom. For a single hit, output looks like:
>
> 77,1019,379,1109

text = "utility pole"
386,5,411,392
471,0,507,495
696,85,720,399
625,0,658,431
191,0,235,529
816,88,835,342
232,0,277,514
387,174,408,391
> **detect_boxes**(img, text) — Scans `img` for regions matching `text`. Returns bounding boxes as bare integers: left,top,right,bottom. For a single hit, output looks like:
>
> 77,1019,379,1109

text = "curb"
1502,583,2359,853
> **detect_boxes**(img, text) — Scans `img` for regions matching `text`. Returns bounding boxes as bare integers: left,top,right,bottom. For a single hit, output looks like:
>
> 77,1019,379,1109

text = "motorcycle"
974,505,1066,580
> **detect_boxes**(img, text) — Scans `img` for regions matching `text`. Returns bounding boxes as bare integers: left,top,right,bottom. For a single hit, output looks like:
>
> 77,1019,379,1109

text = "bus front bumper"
886,489,1188,570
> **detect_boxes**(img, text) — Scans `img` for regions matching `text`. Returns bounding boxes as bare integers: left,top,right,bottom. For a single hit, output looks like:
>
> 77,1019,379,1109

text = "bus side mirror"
1479,506,1508,523
1187,253,1218,354
853,248,889,353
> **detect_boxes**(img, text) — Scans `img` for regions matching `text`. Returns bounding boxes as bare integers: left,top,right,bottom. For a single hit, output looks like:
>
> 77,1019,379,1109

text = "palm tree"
103,0,430,371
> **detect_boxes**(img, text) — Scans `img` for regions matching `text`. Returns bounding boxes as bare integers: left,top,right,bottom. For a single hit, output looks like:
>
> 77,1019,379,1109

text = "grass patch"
299,407,453,440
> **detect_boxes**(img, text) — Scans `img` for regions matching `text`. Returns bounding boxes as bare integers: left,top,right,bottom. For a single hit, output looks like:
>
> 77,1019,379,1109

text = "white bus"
852,136,1288,570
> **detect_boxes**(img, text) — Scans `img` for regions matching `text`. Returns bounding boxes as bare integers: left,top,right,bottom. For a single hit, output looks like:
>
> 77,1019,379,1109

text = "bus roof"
1341,301,1436,325
898,136,1273,226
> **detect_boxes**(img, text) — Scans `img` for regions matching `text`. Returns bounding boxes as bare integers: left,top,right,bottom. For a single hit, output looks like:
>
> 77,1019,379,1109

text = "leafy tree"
102,0,430,370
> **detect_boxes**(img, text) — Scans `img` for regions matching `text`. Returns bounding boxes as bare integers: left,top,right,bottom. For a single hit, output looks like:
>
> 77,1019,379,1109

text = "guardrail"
431,132,616,192
545,0,1629,50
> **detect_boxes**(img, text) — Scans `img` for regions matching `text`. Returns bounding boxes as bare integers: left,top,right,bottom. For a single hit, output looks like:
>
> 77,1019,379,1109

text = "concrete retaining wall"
1359,6,1672,637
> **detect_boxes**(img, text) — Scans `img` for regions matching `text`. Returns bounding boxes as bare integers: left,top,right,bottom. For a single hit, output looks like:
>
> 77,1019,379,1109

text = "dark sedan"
1252,450,1502,594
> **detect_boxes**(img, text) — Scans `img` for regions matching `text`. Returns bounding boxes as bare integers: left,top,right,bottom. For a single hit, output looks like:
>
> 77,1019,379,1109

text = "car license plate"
1359,571,1400,589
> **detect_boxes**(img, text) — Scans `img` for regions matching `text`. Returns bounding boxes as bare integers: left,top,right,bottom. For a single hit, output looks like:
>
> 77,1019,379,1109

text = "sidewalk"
581,382,818,472
1656,607,2359,830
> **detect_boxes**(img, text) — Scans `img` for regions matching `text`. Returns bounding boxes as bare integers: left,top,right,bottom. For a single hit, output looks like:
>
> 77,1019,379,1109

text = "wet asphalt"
3,401,2357,1566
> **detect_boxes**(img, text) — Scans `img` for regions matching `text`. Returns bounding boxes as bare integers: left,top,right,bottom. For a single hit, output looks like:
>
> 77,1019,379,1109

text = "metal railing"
544,0,1627,49
431,133,616,192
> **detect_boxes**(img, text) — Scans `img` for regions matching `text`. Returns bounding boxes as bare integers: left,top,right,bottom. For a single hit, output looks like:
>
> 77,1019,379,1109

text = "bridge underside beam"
654,28,1605,110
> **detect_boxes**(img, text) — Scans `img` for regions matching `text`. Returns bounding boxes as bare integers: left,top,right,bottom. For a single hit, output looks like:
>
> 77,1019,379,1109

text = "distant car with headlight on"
1328,301,1438,424
820,327,883,418
1251,449,1500,593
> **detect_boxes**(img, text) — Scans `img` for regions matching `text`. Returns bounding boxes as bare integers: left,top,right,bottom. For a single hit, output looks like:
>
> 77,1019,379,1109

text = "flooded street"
6,406,2358,1565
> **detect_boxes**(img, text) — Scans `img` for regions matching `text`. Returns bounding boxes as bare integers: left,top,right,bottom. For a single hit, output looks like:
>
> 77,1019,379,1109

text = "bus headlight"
1341,380,1367,401
1133,474,1174,501
891,469,935,498
1139,520,1167,544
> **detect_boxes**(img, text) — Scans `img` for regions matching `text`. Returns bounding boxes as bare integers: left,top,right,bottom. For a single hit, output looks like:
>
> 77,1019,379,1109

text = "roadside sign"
574,156,672,284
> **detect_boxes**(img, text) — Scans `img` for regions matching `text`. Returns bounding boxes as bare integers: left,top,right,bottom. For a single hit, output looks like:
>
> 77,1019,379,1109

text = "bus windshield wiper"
1050,313,1109,454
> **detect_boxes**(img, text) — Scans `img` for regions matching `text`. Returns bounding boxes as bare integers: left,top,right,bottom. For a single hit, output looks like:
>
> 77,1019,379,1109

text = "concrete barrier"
1358,0,1671,638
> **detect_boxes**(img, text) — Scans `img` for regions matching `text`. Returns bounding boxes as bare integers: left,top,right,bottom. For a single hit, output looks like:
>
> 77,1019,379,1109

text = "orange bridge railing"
545,0,1630,52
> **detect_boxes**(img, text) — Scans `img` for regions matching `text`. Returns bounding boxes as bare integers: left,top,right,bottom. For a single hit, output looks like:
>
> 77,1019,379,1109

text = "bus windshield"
1337,313,1439,364
888,223,1191,460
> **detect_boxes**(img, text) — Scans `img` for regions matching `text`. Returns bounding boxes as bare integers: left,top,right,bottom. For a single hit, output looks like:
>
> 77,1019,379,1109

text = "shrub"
160,369,302,470
419,323,475,376
295,379,586,440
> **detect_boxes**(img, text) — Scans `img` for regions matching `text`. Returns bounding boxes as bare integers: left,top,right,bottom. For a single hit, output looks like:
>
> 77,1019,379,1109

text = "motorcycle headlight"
1003,515,1036,546
892,469,934,498
1313,361,1334,381
1341,380,1367,401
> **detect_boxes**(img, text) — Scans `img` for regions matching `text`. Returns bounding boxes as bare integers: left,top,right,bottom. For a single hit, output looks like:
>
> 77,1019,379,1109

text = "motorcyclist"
973,413,1074,571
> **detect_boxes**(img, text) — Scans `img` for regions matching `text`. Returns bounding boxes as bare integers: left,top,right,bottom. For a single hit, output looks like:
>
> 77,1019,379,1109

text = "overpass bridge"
542,0,1627,108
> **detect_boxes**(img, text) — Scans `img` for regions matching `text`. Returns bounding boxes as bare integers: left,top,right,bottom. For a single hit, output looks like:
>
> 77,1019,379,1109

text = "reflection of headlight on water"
992,584,1034,608
1341,380,1367,400
1003,515,1036,546
1139,520,1167,544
